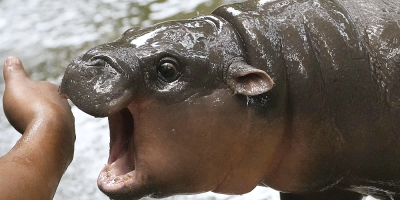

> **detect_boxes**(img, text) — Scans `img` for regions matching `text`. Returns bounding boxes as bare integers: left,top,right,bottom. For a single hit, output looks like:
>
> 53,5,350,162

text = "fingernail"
5,56,20,66
5,56,12,66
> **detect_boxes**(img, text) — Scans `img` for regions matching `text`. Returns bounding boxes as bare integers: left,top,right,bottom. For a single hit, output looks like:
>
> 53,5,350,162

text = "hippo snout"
59,50,137,117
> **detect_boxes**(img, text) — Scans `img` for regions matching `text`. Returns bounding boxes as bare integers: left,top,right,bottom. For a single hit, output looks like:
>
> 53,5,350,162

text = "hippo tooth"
123,175,130,181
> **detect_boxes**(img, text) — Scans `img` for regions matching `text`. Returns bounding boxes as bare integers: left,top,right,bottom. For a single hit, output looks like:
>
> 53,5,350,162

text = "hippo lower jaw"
97,107,143,197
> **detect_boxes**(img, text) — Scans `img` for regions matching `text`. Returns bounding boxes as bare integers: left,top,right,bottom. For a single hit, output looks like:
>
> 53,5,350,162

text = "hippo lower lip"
97,107,138,195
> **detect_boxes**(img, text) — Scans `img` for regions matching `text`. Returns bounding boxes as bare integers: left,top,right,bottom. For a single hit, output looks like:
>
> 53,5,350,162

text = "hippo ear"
226,61,275,96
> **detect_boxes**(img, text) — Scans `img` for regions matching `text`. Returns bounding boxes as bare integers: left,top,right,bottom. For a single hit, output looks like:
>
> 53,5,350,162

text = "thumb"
3,56,29,85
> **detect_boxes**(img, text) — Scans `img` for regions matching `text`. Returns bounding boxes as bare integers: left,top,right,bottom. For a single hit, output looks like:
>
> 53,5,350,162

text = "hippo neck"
214,0,400,194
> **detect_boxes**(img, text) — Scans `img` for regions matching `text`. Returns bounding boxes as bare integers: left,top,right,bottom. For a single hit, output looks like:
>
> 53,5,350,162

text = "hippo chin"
60,0,400,199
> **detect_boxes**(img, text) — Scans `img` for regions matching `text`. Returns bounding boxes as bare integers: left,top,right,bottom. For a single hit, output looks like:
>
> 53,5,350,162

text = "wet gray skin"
60,0,400,200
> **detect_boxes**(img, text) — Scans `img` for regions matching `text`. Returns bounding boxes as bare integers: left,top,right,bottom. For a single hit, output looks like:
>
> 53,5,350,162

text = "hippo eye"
157,57,181,82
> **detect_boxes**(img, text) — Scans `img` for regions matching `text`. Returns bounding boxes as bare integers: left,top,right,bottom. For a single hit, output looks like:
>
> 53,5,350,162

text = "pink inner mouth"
97,108,137,191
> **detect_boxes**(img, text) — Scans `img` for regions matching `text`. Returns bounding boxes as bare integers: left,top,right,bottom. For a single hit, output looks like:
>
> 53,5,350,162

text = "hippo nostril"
88,55,124,74
87,58,107,67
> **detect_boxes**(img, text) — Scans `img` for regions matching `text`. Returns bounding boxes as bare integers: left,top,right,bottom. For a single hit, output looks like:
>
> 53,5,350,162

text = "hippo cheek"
96,106,186,199
96,98,224,198
95,104,198,199
97,105,219,199
96,89,280,199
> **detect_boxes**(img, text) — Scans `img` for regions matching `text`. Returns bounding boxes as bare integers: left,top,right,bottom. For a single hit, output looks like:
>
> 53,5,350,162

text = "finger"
3,56,29,84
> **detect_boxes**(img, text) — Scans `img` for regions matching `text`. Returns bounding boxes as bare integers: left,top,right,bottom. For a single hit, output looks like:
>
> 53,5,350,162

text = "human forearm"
0,116,75,200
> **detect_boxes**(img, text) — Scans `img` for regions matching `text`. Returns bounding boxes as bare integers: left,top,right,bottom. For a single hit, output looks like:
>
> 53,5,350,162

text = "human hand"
3,56,74,137
1,56,75,200
3,56,75,164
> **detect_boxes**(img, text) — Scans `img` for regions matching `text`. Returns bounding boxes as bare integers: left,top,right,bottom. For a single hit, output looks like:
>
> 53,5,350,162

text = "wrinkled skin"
60,0,400,199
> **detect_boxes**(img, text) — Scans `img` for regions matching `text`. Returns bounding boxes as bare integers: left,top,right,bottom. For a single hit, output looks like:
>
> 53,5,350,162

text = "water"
0,0,377,199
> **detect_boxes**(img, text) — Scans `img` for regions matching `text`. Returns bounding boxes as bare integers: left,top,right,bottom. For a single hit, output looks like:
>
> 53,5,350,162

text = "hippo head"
60,15,276,199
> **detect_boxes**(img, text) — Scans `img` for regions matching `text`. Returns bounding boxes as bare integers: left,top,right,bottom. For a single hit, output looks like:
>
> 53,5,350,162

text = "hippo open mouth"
97,107,136,193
